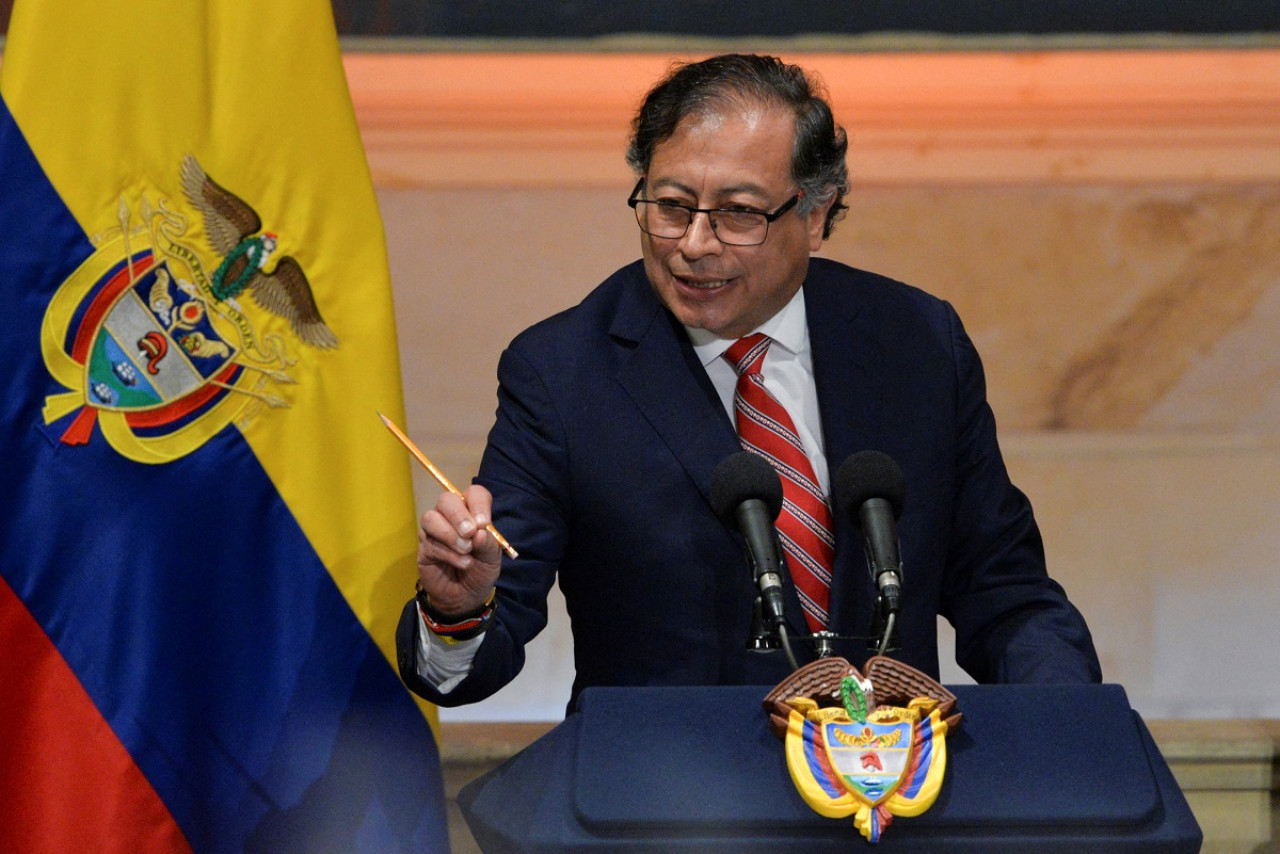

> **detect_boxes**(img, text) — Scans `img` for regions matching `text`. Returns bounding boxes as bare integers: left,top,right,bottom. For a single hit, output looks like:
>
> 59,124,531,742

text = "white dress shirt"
685,287,829,494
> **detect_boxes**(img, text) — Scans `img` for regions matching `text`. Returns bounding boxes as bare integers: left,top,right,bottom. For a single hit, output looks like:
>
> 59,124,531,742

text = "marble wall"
835,185,1280,433
382,182,1280,721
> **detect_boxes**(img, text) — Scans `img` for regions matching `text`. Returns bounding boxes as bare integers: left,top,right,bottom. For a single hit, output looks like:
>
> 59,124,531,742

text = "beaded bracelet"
416,583,496,642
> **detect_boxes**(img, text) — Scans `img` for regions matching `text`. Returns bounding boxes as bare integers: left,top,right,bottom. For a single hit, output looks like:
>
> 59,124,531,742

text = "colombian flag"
0,1,449,851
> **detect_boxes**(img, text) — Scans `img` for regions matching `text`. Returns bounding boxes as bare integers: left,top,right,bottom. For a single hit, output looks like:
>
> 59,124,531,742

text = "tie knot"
724,333,771,377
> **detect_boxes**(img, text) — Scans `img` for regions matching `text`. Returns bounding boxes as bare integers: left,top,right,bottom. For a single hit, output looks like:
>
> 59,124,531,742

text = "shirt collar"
686,287,809,368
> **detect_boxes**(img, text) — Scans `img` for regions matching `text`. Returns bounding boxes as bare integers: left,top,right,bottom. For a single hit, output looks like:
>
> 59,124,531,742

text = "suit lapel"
804,262,885,640
610,271,740,509
806,277,871,479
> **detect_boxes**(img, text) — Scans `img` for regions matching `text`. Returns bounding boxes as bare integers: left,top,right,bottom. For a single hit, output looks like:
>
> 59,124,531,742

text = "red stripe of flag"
0,575,193,854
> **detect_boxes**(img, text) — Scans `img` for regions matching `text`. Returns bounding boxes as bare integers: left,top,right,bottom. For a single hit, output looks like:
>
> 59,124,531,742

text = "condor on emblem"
40,156,337,463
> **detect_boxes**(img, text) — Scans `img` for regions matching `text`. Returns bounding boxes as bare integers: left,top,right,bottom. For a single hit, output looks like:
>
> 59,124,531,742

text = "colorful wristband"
416,584,496,641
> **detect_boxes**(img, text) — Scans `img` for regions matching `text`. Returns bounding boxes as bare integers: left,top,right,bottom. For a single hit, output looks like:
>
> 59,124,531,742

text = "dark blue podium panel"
459,684,1202,853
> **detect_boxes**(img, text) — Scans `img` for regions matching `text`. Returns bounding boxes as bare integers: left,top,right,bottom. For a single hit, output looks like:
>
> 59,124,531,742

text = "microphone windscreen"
835,451,906,520
710,451,784,526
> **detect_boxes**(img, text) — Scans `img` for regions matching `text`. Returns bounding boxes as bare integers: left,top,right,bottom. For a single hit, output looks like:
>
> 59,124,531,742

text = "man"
397,54,1100,712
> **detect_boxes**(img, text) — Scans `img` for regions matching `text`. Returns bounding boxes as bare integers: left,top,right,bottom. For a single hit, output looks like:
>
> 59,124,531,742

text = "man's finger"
420,507,475,554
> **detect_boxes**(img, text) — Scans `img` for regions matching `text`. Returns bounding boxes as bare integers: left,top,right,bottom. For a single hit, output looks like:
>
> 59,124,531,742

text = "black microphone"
835,451,907,618
710,451,787,629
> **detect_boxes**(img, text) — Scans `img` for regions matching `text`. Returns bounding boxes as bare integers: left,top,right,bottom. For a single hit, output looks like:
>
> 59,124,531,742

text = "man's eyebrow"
646,178,771,202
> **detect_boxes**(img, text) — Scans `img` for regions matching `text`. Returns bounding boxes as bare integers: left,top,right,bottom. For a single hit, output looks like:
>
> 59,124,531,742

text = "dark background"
3,1,1279,39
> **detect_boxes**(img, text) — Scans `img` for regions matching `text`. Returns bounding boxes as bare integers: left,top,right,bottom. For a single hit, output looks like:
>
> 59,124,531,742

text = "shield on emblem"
84,256,236,411
821,719,915,806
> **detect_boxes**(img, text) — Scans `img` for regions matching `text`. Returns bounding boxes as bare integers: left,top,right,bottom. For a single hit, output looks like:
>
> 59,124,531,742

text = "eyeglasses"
626,178,803,247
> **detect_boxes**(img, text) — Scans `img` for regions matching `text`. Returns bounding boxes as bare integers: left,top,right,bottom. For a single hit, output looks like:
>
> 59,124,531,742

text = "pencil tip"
376,411,389,424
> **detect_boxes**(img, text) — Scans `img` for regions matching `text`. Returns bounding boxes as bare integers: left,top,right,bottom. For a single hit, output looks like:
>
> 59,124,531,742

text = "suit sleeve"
396,343,570,706
939,305,1103,684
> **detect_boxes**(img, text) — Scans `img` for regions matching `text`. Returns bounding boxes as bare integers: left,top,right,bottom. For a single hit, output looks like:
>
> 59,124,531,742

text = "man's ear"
806,195,836,251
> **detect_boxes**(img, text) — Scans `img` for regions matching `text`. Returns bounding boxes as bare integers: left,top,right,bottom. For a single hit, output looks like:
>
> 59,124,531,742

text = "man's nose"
679,211,724,258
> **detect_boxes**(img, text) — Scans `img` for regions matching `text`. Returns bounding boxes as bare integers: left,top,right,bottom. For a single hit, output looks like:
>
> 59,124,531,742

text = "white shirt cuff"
415,605,485,694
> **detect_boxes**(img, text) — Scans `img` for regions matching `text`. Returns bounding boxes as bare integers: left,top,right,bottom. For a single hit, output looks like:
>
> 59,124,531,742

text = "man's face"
639,104,831,340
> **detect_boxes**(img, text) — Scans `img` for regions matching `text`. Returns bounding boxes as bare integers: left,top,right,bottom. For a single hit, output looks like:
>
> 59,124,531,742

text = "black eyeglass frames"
626,177,803,247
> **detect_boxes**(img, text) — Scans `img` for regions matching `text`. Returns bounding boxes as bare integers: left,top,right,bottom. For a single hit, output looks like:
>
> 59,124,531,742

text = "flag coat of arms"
0,1,449,851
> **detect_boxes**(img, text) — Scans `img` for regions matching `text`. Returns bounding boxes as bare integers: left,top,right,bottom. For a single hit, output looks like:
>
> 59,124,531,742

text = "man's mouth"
677,276,729,290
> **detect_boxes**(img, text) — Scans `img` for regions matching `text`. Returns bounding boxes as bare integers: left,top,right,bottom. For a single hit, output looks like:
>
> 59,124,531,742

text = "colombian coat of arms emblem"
40,156,337,463
764,656,962,843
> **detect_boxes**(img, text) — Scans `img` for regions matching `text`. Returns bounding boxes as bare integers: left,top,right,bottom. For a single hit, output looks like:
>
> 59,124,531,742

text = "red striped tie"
724,333,835,633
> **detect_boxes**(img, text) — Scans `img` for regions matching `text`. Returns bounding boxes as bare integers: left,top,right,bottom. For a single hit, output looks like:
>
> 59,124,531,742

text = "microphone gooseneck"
835,451,907,655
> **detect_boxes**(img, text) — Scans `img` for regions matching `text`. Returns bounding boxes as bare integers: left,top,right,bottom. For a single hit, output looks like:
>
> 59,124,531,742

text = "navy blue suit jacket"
398,258,1100,710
